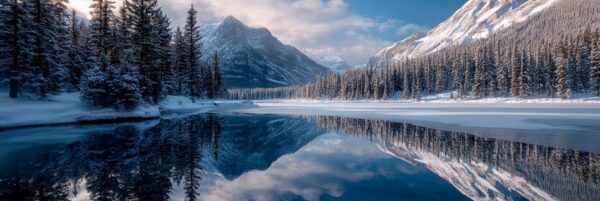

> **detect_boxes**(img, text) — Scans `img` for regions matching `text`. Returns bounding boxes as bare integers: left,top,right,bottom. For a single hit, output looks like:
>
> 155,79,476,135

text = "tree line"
229,28,600,100
0,0,226,111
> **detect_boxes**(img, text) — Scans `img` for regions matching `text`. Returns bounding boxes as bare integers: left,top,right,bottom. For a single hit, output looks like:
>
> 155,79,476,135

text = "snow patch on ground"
0,93,255,129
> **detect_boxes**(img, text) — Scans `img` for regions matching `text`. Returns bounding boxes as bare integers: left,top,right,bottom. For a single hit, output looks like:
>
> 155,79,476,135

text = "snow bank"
257,92,600,104
0,93,255,129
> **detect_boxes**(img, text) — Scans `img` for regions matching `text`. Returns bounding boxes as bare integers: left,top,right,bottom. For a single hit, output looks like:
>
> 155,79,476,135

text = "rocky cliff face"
201,16,331,88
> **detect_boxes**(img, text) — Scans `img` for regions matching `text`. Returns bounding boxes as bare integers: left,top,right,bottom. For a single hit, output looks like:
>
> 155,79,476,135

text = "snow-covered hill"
316,56,353,73
201,16,331,88
368,0,560,67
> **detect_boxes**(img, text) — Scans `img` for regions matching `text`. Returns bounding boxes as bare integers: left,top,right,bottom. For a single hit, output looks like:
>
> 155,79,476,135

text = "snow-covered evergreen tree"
172,27,187,95
89,0,115,58
154,10,175,95
183,4,203,100
510,48,521,97
0,0,34,98
591,40,600,96
519,50,531,97
125,0,163,104
27,0,69,97
114,49,141,111
81,55,108,108
66,9,85,91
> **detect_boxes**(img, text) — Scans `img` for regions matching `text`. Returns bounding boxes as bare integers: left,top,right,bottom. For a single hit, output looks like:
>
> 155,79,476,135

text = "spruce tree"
113,0,131,63
0,0,34,98
28,0,69,97
472,49,484,99
126,0,163,103
173,27,187,95
183,4,203,100
89,0,115,58
402,67,411,100
211,52,226,99
154,10,175,95
114,49,141,111
518,51,530,97
81,55,108,108
510,48,521,96
66,9,85,91
557,40,572,99
591,42,600,96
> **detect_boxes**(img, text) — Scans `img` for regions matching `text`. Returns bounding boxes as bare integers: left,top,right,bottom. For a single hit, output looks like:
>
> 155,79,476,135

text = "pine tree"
154,10,175,95
510,48,521,96
518,51,531,97
472,49,484,99
0,0,34,98
544,45,557,97
496,46,509,97
81,55,107,107
172,27,187,95
413,66,421,101
211,52,226,99
89,0,115,58
126,0,163,103
28,0,69,97
113,0,131,63
183,4,203,100
452,58,465,98
402,67,411,100
114,49,141,111
66,9,85,91
557,40,572,99
591,42,600,96
575,28,592,92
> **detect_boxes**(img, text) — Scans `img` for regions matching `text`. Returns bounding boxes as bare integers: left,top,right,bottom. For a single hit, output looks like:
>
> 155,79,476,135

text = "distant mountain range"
200,16,331,88
316,56,354,73
368,0,561,67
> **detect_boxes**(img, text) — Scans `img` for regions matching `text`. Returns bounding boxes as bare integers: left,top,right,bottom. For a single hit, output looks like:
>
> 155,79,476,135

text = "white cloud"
68,0,428,66
397,23,430,36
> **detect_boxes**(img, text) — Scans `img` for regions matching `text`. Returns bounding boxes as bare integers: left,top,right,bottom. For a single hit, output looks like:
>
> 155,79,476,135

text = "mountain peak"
222,16,245,27
368,0,560,67
200,17,330,88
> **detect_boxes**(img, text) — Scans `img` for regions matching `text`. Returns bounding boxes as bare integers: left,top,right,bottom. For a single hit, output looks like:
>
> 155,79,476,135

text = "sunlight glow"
67,0,94,19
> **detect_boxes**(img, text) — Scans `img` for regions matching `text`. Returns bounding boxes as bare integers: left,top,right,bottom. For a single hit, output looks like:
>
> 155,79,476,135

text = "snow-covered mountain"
368,0,560,67
201,16,331,88
317,56,353,73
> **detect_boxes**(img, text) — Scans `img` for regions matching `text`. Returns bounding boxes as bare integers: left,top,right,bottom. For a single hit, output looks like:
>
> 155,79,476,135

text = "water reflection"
0,114,597,201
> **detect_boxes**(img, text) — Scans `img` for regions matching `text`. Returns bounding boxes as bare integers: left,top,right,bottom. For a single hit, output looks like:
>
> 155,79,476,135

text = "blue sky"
346,0,466,41
69,0,468,65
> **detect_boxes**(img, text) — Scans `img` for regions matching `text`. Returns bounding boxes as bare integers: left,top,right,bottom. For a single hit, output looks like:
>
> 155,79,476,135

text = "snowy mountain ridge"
368,0,561,67
200,16,331,88
317,56,353,73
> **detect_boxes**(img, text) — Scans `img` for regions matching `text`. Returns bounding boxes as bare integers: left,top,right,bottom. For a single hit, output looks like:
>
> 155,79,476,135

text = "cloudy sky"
68,0,466,66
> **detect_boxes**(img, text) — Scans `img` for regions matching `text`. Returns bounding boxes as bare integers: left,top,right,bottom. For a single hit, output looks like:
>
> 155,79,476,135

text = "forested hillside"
229,0,600,100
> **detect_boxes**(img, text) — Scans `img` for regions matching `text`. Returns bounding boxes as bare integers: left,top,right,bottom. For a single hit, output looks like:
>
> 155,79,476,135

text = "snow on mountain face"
368,0,560,67
201,16,331,88
317,56,353,73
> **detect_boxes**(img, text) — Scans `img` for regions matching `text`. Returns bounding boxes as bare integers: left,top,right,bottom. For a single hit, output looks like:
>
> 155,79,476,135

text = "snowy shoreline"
0,93,255,129
251,92,600,104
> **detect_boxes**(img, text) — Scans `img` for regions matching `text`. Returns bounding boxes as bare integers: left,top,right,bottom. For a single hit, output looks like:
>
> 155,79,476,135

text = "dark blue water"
0,114,598,201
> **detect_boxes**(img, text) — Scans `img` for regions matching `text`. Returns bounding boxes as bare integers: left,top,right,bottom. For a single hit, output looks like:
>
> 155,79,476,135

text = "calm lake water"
0,114,598,201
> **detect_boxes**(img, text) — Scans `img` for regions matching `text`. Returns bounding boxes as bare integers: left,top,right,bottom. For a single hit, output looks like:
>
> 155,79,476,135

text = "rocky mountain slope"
201,16,331,88
368,0,561,67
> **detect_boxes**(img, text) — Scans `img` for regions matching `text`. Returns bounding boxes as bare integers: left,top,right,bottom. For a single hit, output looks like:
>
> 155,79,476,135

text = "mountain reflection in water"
0,114,598,201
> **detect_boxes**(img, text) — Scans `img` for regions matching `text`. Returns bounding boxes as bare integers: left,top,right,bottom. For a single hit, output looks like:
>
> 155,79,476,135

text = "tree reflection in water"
0,114,598,201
